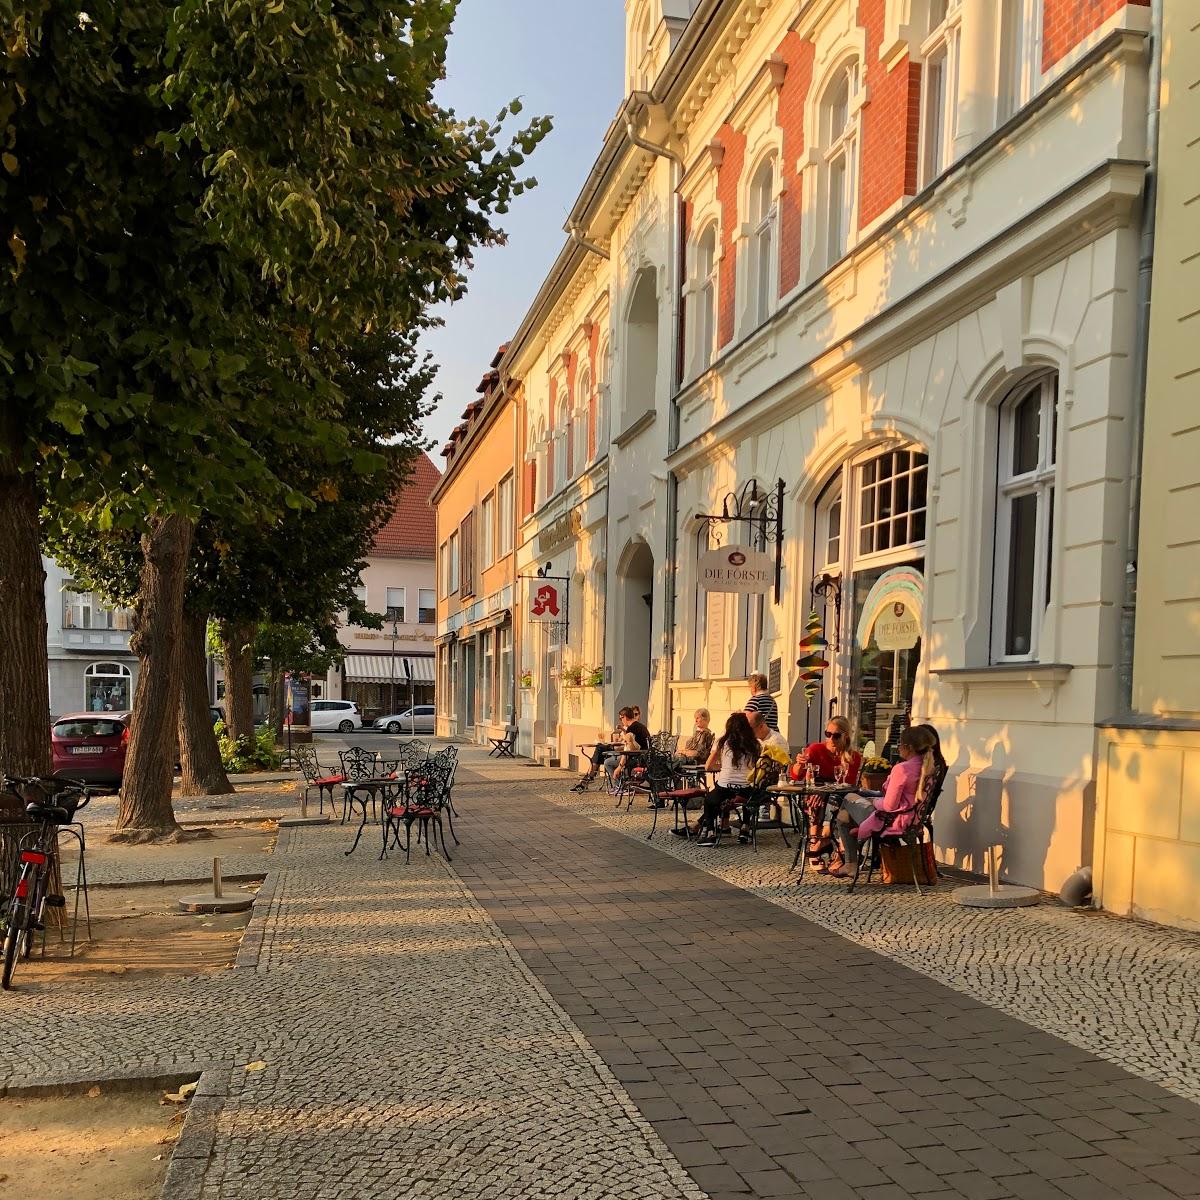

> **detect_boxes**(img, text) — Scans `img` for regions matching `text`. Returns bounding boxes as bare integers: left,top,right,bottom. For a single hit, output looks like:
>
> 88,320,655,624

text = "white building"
506,0,1159,896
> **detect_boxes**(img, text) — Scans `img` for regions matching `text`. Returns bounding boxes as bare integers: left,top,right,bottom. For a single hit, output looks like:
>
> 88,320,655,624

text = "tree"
3,2,548,834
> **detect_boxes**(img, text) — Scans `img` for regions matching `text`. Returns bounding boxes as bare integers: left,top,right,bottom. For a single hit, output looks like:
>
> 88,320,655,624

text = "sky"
418,1,626,455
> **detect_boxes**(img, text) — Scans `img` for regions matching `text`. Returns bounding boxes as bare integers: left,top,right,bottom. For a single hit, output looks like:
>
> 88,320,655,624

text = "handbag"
880,840,938,885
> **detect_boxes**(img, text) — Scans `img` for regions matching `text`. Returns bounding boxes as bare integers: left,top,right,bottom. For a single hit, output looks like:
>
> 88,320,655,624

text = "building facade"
1094,3,1200,931
462,1,1189,919
432,350,521,747
321,452,440,721
43,556,138,717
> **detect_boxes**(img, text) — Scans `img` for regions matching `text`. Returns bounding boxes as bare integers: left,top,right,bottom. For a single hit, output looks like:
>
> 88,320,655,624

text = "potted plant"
860,755,890,791
562,665,583,687
519,670,533,688
585,666,605,687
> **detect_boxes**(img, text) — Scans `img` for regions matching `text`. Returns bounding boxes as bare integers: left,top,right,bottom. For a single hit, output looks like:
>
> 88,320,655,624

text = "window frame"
480,491,495,568
448,531,459,595
418,588,436,624
821,61,861,270
573,367,591,475
918,1,961,188
748,158,778,329
995,0,1043,125
992,373,1058,663
496,473,514,556
385,586,406,624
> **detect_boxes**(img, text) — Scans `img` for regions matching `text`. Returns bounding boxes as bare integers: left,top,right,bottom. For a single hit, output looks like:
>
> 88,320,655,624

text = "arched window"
595,338,610,457
821,62,860,268
695,225,718,371
622,268,659,427
555,393,570,490
748,157,777,328
996,0,1042,124
994,373,1058,661
630,3,653,92
919,0,961,187
84,661,132,711
573,366,591,477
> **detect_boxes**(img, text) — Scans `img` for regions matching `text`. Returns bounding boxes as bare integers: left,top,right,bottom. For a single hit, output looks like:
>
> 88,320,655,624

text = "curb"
159,1064,232,1200
88,871,265,892
0,1066,207,1099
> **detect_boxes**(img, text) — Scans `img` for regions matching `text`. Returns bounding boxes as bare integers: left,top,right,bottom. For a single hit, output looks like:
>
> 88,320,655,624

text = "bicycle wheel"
22,869,46,960
2,893,27,990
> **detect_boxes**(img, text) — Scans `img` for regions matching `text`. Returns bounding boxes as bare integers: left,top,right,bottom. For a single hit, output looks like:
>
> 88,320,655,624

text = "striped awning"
343,654,435,684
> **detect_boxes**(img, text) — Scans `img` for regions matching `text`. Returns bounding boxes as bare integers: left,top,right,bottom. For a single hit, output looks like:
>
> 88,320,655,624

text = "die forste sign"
698,545,774,594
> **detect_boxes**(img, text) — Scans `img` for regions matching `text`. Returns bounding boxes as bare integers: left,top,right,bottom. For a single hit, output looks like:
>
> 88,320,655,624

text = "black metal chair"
488,725,518,757
397,741,429,772
383,754,453,863
295,745,344,818
848,763,948,895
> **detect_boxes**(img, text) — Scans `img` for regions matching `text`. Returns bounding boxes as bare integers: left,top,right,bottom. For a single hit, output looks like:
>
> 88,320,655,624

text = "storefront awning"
343,654,435,684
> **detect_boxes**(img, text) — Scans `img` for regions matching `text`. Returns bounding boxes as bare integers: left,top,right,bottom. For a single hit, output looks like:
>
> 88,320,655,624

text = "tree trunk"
0,442,52,779
178,608,232,796
221,619,257,743
115,514,193,840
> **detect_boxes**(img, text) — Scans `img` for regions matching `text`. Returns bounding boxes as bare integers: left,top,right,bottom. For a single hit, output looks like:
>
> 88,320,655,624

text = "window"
555,394,570,489
84,661,131,711
481,628,494,722
622,267,659,427
749,158,777,328
448,532,459,594
496,473,514,556
459,511,476,598
480,493,495,567
498,620,514,720
996,0,1042,124
919,1,960,187
353,582,368,609
994,375,1057,660
385,587,405,623
63,585,128,631
693,225,718,373
438,543,448,598
418,588,436,624
822,62,860,268
630,3,653,91
857,448,928,556
573,369,590,476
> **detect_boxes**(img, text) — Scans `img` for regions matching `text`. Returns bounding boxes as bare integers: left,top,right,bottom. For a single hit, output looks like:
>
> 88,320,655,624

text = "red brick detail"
903,60,922,197
715,123,747,348
775,32,816,295
1042,0,1148,72
857,0,920,229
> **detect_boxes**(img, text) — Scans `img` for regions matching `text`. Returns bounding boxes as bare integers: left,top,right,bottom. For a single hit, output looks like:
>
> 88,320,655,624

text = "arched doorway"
615,541,654,714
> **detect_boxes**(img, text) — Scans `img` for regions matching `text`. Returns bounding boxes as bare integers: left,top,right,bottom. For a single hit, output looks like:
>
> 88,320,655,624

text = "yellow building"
431,348,521,748
1094,4,1200,931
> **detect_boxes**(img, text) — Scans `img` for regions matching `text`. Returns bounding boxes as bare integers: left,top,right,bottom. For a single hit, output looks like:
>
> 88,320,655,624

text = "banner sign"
527,578,564,623
284,673,311,728
698,545,774,594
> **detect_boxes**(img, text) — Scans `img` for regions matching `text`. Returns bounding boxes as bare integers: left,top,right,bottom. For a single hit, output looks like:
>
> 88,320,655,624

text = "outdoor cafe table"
768,781,865,873
343,774,405,857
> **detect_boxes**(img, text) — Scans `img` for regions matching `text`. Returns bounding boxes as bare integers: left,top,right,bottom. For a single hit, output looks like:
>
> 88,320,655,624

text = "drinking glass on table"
834,759,848,786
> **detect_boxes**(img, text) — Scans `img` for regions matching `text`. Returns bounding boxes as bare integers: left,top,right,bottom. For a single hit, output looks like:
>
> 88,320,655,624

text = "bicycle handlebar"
2,774,95,812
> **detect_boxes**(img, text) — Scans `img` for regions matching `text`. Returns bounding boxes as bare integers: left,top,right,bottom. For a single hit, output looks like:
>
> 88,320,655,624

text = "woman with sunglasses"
788,715,862,871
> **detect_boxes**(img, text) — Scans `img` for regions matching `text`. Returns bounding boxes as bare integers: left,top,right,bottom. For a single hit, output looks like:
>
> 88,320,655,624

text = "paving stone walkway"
2,750,1198,1199
452,756,1200,1200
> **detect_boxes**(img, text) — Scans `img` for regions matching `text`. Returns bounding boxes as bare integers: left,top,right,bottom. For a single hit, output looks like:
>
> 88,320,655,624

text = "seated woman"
672,713,758,845
830,724,936,878
603,707,651,786
789,715,862,870
673,708,714,767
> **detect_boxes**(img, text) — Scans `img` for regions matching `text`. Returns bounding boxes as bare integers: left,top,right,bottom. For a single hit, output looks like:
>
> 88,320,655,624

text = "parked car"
210,705,226,726
51,712,132,785
309,700,363,733
372,705,435,735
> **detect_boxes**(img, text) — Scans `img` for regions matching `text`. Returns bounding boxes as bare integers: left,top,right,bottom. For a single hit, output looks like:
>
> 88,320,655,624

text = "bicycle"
1,774,95,991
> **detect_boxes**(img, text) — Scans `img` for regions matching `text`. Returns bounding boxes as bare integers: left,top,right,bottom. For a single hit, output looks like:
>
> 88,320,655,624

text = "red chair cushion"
663,788,704,799
315,775,344,786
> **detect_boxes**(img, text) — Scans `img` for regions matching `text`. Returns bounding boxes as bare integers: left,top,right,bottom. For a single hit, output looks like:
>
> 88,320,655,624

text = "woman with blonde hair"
789,713,862,870
829,724,935,878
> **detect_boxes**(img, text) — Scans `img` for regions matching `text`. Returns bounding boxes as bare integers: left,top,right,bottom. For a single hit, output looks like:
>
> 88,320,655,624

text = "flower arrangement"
860,754,891,790
561,665,583,686
584,666,605,687
860,755,890,772
519,670,533,688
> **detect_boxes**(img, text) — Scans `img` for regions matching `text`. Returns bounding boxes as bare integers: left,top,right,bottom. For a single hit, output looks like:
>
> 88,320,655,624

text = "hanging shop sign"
526,578,564,623
854,565,925,652
698,544,774,594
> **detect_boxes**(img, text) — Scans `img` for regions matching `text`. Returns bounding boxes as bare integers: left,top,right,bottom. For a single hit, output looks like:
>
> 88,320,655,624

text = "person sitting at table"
830,724,936,878
574,721,623,789
789,715,862,871
603,707,651,786
673,708,714,766
671,713,759,845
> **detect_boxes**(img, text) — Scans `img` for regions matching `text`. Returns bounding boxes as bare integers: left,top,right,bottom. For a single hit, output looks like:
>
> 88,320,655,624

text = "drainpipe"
499,375,521,742
1118,0,1163,712
567,222,610,260
625,99,685,732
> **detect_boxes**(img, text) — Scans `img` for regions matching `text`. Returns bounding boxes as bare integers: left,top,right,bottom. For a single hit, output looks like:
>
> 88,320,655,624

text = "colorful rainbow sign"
854,565,925,652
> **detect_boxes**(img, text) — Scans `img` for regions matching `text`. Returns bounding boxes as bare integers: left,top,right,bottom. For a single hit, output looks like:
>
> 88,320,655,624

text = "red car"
51,712,131,786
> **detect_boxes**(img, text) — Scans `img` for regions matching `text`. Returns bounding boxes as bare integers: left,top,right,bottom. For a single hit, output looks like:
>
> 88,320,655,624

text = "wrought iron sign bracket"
810,571,843,651
698,478,786,603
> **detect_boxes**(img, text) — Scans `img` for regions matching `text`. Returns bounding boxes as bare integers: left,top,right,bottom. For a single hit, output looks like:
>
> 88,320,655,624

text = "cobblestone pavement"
1,808,705,1199
450,754,1200,1200
506,759,1200,1108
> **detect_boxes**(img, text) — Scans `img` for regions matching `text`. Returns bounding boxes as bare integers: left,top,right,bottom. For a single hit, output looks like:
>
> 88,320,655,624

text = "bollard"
213,857,223,899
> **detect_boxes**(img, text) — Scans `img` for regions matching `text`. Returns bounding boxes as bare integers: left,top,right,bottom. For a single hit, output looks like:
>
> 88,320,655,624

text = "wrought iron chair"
295,745,344,818
383,754,453,864
397,741,429,772
848,762,948,895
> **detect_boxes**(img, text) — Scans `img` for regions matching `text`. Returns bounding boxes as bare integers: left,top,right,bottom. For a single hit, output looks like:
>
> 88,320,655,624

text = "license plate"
70,745,105,755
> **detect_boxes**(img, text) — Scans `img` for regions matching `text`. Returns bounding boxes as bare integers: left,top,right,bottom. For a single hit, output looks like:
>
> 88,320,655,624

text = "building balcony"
60,626,133,654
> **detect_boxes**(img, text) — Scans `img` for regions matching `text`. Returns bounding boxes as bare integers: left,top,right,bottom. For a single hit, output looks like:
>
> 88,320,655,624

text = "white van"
309,700,363,732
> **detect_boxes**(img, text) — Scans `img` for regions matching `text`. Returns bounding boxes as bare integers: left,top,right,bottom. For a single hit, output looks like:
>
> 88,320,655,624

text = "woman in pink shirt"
828,725,936,877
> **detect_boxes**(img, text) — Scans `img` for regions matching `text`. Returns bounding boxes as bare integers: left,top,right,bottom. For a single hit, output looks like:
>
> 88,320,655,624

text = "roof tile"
372,451,441,559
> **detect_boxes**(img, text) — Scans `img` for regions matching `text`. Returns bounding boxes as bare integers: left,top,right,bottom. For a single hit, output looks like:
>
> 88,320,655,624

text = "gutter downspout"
624,100,685,732
1118,0,1163,712
567,222,610,260
499,375,522,747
